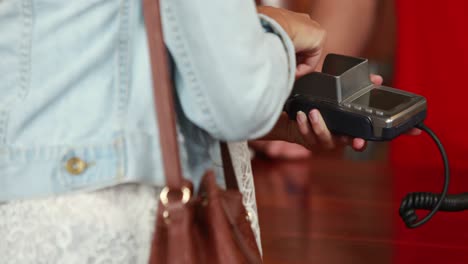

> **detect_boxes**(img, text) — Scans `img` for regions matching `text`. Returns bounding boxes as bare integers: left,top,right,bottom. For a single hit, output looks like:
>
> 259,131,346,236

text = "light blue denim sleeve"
161,0,296,141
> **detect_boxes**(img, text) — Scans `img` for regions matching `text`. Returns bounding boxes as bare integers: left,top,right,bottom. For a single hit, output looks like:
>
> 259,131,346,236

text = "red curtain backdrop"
392,1,468,263
392,1,468,170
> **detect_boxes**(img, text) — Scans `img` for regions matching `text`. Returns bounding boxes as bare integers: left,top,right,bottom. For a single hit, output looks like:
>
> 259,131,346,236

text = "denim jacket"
0,0,295,201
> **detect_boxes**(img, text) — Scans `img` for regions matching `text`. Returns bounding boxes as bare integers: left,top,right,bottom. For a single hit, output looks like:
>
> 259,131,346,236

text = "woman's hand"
257,6,326,78
254,74,421,159
261,110,364,155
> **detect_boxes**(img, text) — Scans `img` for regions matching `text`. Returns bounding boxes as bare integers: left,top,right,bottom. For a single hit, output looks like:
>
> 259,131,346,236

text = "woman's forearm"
162,0,296,141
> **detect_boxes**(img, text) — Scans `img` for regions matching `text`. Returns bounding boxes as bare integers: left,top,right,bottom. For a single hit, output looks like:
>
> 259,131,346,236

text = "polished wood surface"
253,154,468,264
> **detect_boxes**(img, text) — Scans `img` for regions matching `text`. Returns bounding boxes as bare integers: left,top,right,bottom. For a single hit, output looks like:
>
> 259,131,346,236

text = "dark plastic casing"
284,54,427,141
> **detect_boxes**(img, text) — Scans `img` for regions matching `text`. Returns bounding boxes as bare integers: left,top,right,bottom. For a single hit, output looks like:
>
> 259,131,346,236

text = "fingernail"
297,111,307,124
354,138,366,150
309,110,319,123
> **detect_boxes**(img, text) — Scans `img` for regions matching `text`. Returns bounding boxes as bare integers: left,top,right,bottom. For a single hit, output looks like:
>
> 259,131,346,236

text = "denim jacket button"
65,157,88,175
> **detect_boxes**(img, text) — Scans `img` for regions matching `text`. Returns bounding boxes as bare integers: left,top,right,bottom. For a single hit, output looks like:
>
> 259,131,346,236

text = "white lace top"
0,142,261,264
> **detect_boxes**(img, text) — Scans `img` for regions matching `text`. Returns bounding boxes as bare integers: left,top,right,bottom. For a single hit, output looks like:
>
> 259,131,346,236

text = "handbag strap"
142,0,239,191
143,0,184,190
220,143,239,190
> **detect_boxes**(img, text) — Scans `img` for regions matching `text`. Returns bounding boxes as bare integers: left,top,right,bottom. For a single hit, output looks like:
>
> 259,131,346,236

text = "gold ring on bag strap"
159,186,191,206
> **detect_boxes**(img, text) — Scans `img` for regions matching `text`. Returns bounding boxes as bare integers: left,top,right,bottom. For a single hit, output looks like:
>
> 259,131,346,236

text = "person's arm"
161,1,312,141
308,0,377,67
251,1,419,158
249,0,378,158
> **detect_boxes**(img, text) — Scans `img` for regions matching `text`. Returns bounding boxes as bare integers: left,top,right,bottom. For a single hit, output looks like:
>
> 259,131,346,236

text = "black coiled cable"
400,192,468,217
399,123,450,228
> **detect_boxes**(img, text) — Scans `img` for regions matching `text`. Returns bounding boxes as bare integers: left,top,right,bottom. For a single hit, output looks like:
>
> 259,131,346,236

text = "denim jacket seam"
117,0,131,126
258,14,297,91
162,3,220,135
19,0,33,101
0,0,33,145
0,132,152,200
115,0,131,177
0,131,156,161
2,141,120,162
0,112,8,145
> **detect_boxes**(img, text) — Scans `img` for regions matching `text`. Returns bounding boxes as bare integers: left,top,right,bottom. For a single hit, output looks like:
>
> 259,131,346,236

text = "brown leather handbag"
142,0,263,263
